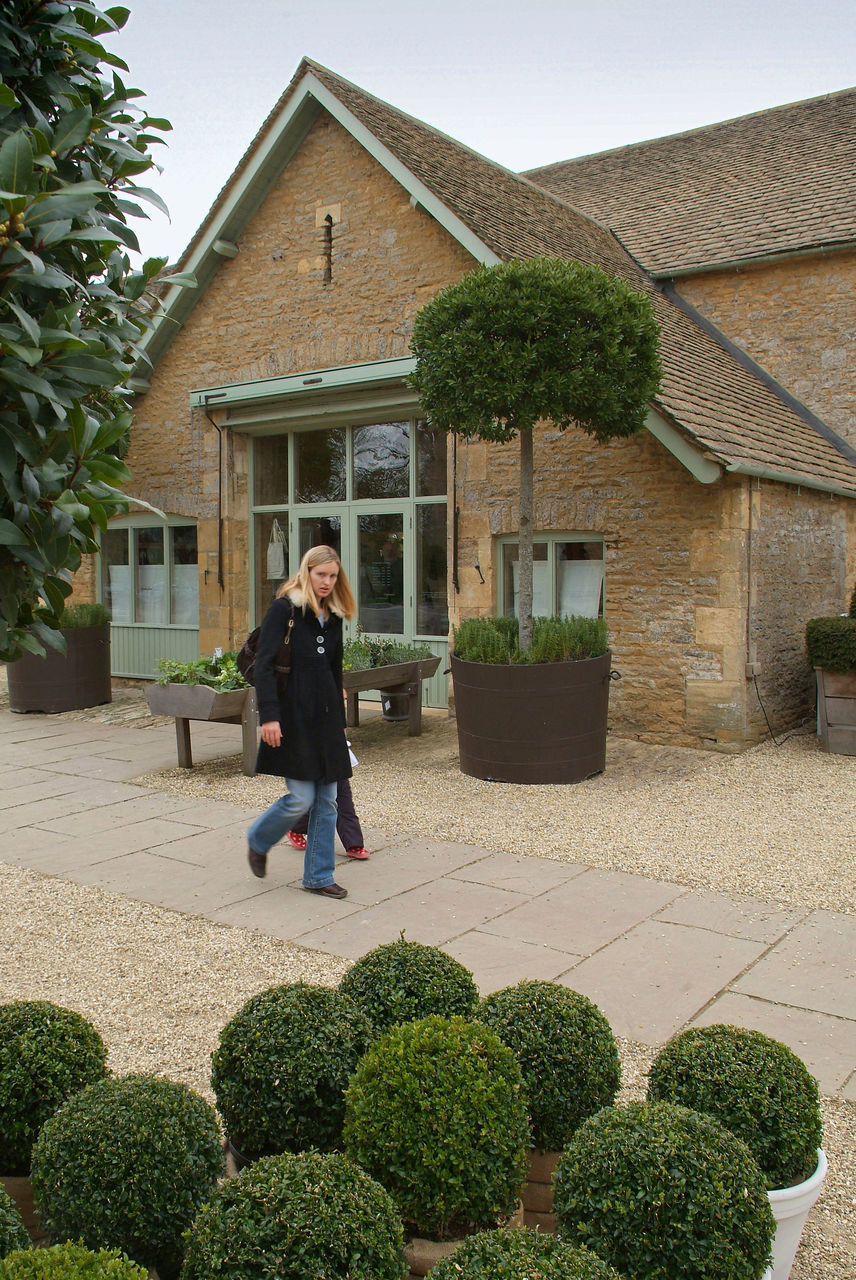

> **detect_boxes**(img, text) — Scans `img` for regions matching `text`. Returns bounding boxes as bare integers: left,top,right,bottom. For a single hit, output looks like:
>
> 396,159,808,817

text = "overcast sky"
105,0,856,264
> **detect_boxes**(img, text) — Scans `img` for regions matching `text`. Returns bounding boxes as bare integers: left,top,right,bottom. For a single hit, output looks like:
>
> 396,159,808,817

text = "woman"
247,545,356,899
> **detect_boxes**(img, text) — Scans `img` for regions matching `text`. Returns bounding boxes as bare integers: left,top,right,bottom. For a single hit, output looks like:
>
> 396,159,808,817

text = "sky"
104,0,856,265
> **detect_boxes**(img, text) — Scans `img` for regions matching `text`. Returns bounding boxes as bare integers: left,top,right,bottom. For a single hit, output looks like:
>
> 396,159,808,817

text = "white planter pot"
763,1148,828,1280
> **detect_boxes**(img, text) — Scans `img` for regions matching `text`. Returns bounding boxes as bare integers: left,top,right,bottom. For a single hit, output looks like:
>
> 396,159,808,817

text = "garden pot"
405,1203,524,1277
224,1137,253,1176
450,651,611,784
0,1171,47,1245
144,683,250,720
7,624,111,714
764,1148,828,1280
521,1148,560,1232
815,669,856,755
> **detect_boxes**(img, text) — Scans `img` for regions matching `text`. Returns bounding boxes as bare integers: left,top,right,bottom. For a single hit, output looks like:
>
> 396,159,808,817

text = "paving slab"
733,910,856,1020
449,850,586,896
209,878,363,940
34,792,204,836
443,929,586,993
690,990,856,1096
480,867,686,955
558,918,768,1043
655,890,807,943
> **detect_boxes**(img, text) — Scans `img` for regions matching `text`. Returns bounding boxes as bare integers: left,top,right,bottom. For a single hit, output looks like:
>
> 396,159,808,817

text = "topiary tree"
0,0,194,663
647,1024,823,1189
211,982,372,1160
0,1242,149,1278
0,1188,29,1260
343,1015,530,1240
181,1151,408,1280
30,1074,223,1280
429,1227,623,1280
409,256,661,650
478,981,621,1152
553,1101,774,1280
0,999,108,1174
339,937,479,1035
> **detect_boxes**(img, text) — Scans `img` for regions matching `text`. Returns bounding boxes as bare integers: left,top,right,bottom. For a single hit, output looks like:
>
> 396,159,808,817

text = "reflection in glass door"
357,513,404,635
298,513,342,560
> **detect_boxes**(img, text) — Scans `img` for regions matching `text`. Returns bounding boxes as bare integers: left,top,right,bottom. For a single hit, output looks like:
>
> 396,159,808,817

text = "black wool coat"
253,590,352,785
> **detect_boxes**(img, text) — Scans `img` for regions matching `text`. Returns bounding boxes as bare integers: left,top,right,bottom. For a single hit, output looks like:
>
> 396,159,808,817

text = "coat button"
317,645,325,654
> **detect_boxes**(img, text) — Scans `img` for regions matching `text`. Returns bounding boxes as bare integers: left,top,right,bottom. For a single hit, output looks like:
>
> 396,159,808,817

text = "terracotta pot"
0,1171,47,1245
451,651,611,784
405,1202,524,1278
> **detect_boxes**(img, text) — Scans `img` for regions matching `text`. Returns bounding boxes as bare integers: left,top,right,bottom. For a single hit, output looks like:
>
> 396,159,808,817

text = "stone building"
99,62,856,750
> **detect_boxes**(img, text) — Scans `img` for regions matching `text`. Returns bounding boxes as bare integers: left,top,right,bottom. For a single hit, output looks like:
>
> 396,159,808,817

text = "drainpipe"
202,393,228,591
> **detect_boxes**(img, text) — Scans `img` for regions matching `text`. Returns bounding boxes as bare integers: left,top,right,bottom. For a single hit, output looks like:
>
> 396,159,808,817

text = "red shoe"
346,846,371,860
287,831,306,851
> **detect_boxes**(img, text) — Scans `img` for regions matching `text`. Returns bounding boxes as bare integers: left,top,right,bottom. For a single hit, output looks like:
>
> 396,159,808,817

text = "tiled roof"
303,62,856,496
523,88,856,276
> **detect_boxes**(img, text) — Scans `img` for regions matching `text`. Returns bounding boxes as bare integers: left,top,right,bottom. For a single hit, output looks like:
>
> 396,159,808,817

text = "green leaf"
0,518,26,547
0,131,35,194
51,107,93,154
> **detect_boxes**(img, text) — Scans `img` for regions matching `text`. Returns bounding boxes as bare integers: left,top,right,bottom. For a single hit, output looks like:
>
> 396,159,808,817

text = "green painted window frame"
98,515,200,629
497,533,606,620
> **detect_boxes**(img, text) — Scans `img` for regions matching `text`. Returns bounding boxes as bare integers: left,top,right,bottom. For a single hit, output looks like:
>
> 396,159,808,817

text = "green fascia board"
644,408,723,483
135,71,498,379
191,356,417,412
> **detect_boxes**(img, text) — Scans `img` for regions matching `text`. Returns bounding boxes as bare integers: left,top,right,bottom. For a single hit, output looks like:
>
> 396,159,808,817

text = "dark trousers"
291,776,363,849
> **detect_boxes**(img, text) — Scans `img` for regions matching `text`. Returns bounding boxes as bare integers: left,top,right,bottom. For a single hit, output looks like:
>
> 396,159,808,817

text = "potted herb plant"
144,649,256,772
30,1074,223,1280
0,1001,108,1242
648,1024,826,1280
553,1100,775,1280
805,585,856,755
409,257,661,784
0,1242,150,1278
428,1226,623,1280
210,983,371,1166
6,604,111,714
181,1151,408,1280
478,981,621,1230
339,937,479,1036
343,1014,530,1275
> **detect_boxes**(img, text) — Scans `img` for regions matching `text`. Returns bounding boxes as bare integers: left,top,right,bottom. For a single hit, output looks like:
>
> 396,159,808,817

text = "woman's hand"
260,720,282,748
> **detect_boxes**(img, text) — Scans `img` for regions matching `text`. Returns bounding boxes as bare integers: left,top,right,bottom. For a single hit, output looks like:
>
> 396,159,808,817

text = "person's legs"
248,779,313,855
335,777,364,849
302,780,338,888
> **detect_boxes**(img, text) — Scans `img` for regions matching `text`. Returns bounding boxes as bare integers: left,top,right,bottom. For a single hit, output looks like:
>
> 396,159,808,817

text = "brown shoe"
247,846,267,878
304,882,348,899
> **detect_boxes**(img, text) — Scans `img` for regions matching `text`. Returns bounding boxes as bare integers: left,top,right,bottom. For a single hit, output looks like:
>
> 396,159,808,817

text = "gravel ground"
2,679,854,1278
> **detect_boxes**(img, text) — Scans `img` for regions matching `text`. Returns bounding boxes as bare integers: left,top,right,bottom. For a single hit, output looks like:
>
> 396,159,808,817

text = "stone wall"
676,249,856,450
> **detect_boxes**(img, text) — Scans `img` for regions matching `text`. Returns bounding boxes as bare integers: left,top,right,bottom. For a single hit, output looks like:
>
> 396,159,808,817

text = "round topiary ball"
647,1023,823,1189
211,982,371,1159
554,1101,774,1280
339,938,479,1035
429,1227,623,1280
182,1150,407,1280
0,1189,29,1260
478,981,621,1151
343,1015,530,1240
30,1074,223,1280
0,1000,108,1175
0,1242,149,1278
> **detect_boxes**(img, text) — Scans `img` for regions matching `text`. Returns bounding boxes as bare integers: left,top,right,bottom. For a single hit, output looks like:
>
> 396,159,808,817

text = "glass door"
356,512,405,635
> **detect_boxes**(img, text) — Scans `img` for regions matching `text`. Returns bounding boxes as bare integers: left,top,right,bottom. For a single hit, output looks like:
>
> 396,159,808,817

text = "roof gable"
137,62,856,500
524,88,856,276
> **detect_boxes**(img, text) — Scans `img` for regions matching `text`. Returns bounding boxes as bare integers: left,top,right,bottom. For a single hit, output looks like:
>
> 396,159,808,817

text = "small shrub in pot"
0,1001,108,1175
339,937,479,1035
429,1227,623,1280
211,982,371,1159
0,1242,148,1278
0,1190,28,1260
30,1074,223,1280
647,1023,823,1189
181,1150,408,1280
478,981,620,1151
553,1100,774,1280
343,1014,530,1240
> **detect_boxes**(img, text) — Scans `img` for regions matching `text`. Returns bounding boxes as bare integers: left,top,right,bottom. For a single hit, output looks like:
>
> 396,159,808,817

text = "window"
500,536,604,619
101,520,198,626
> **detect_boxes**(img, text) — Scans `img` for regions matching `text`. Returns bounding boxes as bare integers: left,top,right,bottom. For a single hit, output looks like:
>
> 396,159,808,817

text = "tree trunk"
518,428,534,652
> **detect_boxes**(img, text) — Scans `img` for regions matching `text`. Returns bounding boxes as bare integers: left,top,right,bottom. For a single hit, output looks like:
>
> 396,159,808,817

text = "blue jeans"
247,778,338,888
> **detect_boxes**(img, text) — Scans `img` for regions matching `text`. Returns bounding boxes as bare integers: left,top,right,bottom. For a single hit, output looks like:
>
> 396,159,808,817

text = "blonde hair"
278,544,356,619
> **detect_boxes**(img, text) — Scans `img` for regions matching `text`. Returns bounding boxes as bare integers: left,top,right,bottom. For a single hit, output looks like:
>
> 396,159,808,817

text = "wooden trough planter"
342,656,441,737
145,683,258,774
815,668,856,756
